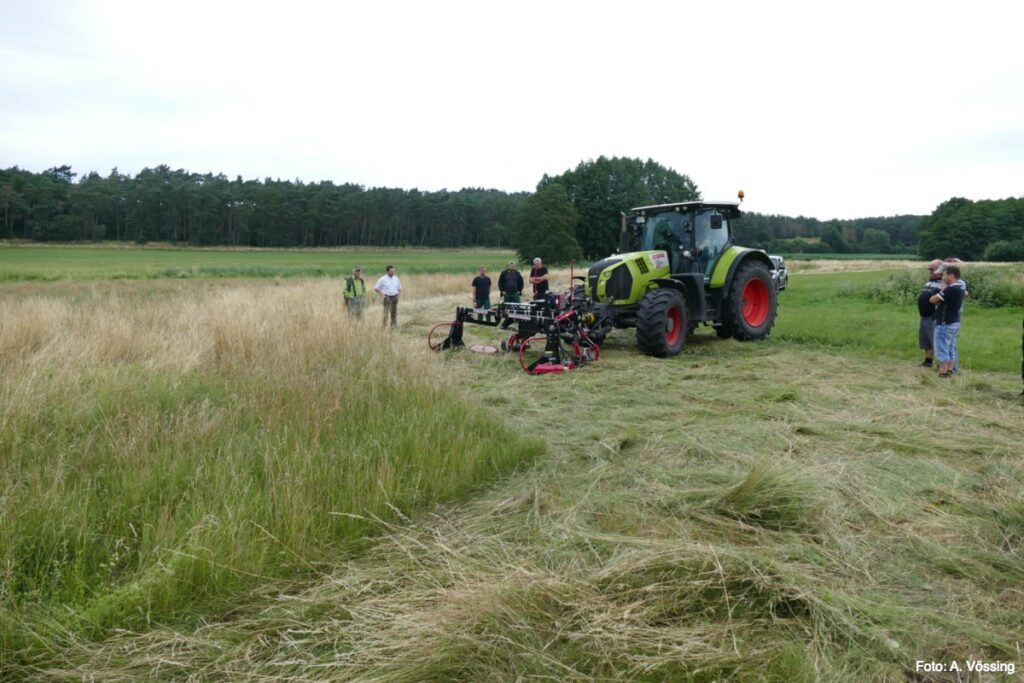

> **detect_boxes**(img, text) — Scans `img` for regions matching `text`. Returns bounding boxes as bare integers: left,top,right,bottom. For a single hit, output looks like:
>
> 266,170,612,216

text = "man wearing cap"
916,259,944,367
343,266,367,318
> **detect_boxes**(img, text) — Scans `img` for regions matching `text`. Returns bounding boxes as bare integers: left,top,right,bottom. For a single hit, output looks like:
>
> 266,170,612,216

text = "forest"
0,165,525,249
3,161,1020,260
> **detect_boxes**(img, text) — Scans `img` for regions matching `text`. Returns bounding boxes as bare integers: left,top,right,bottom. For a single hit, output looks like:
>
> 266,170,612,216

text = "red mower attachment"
429,294,599,375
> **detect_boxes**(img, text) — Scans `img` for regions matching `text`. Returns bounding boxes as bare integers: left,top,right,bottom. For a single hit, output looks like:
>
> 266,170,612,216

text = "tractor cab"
627,201,741,282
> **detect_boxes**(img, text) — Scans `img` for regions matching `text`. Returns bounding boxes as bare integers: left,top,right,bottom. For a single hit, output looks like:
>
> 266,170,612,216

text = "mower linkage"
429,294,600,375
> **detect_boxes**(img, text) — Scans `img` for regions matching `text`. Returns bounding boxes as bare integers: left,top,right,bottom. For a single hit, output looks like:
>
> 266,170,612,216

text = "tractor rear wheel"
635,288,687,357
721,260,777,340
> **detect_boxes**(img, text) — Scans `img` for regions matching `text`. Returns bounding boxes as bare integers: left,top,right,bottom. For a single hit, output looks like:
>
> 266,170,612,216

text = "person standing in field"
471,265,492,320
529,257,549,300
471,266,492,309
343,266,367,317
936,258,968,373
374,264,401,329
497,260,524,304
929,264,964,378
497,260,524,329
916,259,944,367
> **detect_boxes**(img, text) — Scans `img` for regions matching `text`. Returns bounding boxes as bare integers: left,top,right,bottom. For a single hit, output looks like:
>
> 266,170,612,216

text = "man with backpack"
343,266,367,317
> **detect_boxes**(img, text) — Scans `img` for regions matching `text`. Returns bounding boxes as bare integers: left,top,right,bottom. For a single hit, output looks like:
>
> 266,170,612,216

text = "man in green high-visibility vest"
343,266,367,317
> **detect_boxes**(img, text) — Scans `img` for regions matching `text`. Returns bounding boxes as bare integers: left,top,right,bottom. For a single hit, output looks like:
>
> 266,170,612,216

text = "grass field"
0,243,519,281
0,244,914,282
2,249,1022,681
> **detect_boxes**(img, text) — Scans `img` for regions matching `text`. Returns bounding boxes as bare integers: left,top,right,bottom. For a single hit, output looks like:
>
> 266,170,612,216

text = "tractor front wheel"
721,260,777,341
635,288,687,357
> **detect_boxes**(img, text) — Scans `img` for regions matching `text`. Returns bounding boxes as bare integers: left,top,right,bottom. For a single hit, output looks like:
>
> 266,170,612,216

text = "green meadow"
0,243,518,281
1,247,1021,681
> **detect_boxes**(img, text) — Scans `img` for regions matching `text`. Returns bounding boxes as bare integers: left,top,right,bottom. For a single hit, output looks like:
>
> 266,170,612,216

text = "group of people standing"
917,259,966,377
471,257,549,309
340,258,551,330
342,264,401,328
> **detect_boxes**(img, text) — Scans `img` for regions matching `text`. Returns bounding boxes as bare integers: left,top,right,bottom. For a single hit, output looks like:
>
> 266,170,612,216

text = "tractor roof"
629,200,742,215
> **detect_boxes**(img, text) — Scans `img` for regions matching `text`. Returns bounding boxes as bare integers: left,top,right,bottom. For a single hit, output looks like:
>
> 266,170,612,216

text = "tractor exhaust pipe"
619,212,629,253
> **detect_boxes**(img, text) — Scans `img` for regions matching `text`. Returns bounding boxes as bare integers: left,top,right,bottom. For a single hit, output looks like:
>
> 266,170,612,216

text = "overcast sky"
2,0,1022,219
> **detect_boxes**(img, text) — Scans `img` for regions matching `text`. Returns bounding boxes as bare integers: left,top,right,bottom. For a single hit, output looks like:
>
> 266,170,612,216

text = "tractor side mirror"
711,214,723,230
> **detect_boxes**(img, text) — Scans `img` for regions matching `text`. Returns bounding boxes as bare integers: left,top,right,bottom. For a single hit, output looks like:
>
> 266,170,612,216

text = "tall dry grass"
0,277,542,671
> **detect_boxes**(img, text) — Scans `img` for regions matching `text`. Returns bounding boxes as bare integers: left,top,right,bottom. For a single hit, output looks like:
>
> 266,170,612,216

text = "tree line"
733,213,924,254
4,162,1019,262
0,165,525,248
917,196,1024,261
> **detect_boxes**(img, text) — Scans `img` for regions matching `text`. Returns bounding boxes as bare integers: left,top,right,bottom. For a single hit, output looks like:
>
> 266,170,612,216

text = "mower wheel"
635,288,687,357
500,334,522,353
427,321,460,351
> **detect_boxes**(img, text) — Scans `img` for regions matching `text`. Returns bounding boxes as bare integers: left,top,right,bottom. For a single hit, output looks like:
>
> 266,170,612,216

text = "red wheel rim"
741,278,770,327
427,321,456,351
665,305,682,345
517,336,547,374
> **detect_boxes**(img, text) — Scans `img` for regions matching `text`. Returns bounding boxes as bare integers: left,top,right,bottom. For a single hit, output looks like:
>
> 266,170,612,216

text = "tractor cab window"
641,213,682,253
694,210,729,281
640,211,691,258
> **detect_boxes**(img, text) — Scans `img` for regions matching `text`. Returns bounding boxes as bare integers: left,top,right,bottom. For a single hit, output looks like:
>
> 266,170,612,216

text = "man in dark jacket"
916,260,943,367
497,261,524,303
497,261,524,329
929,265,965,378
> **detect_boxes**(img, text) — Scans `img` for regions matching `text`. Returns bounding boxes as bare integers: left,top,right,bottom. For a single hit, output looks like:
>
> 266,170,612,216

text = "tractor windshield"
640,211,691,252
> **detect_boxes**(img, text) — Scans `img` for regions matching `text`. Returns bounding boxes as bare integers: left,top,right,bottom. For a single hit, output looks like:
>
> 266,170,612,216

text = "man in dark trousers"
916,260,944,367
498,261,524,303
471,265,492,308
497,260,524,329
471,266,492,320
529,257,549,300
343,265,367,317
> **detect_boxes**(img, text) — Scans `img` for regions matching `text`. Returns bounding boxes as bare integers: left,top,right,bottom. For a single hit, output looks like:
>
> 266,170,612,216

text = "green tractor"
578,193,777,357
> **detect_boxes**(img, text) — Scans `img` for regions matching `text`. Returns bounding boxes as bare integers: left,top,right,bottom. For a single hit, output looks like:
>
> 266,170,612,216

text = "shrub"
840,267,1024,308
982,240,1024,262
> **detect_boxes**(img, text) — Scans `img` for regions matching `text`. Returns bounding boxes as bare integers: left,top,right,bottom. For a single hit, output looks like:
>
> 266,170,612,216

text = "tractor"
576,192,778,357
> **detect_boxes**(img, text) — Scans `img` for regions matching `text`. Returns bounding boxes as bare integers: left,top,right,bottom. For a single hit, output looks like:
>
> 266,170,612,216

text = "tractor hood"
587,250,671,304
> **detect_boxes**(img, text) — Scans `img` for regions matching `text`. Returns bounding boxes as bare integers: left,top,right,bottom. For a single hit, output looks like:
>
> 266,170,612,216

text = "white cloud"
1,0,1022,218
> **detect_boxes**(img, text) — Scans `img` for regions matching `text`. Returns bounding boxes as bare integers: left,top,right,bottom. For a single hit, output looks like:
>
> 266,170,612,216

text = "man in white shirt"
374,264,402,329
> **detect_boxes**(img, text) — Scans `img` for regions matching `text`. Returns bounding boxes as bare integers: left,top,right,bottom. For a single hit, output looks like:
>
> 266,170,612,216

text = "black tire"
721,260,777,341
571,284,586,304
635,288,687,357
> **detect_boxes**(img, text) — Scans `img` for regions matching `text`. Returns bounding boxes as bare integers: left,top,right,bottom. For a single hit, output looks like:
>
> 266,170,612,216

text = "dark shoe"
920,360,933,367
938,372,952,378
